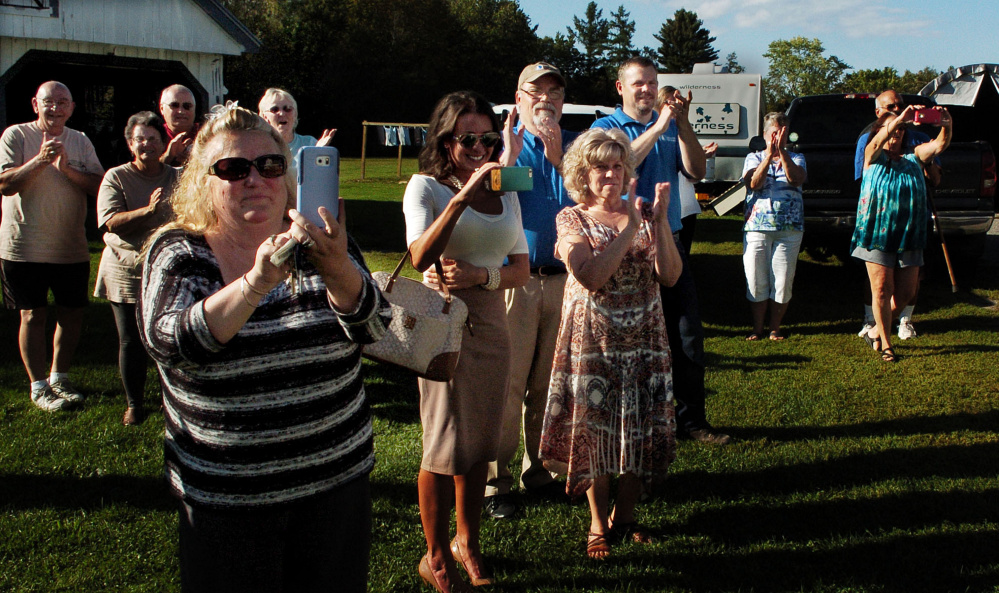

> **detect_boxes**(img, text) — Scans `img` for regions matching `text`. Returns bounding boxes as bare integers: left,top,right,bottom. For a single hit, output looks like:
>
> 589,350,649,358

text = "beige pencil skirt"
418,287,510,475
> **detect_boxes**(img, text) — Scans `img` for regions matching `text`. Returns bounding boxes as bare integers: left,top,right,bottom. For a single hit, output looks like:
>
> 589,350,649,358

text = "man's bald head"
159,85,196,134
32,81,75,133
875,90,904,117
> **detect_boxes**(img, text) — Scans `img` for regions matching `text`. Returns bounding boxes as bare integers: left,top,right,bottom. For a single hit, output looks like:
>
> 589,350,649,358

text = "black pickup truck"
785,94,996,258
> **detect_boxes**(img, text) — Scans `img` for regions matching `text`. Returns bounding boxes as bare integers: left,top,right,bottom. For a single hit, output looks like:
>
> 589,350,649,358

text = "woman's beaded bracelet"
482,266,501,291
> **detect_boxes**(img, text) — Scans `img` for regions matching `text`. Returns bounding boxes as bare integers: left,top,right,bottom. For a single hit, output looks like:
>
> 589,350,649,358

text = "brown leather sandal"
586,531,611,560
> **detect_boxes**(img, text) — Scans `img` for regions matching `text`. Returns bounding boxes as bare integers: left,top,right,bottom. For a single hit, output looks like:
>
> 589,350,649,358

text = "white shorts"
743,230,804,304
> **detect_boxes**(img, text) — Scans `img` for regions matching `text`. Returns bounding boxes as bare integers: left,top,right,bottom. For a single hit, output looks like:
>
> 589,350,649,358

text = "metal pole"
360,122,368,180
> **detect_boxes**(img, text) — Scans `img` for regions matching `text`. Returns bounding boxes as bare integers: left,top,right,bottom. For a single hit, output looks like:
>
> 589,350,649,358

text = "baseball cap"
518,62,566,89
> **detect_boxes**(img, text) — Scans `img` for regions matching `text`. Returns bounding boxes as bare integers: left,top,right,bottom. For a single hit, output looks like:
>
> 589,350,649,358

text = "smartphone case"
296,146,340,227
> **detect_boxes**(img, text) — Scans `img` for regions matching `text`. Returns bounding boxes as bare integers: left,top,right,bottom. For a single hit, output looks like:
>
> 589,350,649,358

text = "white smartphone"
296,146,340,227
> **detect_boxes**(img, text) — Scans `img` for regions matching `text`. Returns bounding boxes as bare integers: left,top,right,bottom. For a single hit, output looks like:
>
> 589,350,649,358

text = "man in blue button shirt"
593,56,730,445
484,63,580,519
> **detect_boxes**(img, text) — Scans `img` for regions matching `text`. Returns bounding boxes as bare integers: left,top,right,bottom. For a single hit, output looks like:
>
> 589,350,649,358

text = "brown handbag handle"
385,248,452,315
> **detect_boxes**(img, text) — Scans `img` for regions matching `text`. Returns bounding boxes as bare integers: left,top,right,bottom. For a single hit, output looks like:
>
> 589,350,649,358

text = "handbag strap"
386,248,453,315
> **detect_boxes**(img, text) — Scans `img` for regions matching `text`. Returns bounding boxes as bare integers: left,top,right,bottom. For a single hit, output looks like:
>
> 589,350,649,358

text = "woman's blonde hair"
157,104,293,238
561,127,636,204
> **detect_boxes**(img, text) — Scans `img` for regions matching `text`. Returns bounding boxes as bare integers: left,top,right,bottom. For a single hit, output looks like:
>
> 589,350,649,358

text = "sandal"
863,332,881,351
610,521,654,544
745,332,764,341
881,348,899,363
586,531,611,560
768,331,785,341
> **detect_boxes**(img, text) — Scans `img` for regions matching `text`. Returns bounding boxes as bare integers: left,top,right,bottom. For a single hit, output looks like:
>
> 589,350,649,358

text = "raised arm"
405,164,501,271
652,182,682,286
914,107,952,163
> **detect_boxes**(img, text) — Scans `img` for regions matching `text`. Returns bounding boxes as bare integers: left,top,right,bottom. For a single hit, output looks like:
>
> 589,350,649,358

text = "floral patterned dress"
539,204,677,497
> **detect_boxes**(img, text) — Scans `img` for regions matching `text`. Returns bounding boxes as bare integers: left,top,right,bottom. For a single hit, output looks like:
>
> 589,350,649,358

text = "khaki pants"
485,273,566,496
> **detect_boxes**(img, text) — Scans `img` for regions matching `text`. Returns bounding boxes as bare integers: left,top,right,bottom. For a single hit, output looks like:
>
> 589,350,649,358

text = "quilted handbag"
363,251,468,382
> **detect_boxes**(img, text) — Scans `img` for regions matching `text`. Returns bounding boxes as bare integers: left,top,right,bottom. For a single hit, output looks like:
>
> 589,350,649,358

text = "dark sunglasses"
208,154,287,181
453,132,501,149
882,102,904,111
166,101,194,110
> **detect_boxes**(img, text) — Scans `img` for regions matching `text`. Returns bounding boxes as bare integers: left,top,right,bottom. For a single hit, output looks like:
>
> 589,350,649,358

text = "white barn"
0,0,259,165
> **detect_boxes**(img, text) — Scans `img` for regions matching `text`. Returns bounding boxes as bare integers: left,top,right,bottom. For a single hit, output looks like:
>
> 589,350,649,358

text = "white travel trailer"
658,63,764,187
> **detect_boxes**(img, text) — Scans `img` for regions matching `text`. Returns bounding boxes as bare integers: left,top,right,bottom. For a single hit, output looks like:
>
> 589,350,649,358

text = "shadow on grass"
667,440,999,505
723,410,999,443
0,474,173,512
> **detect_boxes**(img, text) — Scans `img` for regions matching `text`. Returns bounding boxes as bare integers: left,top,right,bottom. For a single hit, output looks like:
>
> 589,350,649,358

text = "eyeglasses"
38,99,71,109
453,132,501,149
267,105,295,113
208,154,287,181
881,102,904,111
165,102,194,111
519,86,565,101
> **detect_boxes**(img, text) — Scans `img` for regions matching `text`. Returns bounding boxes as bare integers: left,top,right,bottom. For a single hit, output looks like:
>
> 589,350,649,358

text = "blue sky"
517,0,996,77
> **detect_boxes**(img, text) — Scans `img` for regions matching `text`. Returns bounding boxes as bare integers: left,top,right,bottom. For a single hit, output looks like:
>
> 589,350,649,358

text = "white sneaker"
898,318,917,340
31,384,72,412
50,379,85,404
858,322,875,338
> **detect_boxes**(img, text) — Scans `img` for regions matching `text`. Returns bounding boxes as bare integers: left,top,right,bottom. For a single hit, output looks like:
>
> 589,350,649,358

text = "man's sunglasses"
453,132,501,149
165,102,194,110
208,154,287,181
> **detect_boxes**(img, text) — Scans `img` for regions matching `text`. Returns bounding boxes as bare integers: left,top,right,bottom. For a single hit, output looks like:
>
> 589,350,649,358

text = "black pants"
111,302,148,409
660,237,708,432
179,474,372,593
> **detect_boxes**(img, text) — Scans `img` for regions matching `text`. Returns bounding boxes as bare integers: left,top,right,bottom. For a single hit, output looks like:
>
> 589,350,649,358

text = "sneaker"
686,426,732,445
898,318,917,340
483,493,517,519
858,322,875,338
31,384,72,412
50,379,85,404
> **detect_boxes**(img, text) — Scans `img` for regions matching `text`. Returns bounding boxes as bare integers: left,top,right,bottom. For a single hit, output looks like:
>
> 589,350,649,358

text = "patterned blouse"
742,150,806,232
851,152,928,253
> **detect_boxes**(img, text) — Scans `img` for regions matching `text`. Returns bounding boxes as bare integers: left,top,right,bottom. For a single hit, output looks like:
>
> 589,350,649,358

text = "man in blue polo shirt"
593,56,730,445
484,62,580,519
854,90,940,341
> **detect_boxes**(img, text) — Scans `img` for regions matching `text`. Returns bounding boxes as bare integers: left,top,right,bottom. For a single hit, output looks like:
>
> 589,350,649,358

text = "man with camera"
484,62,579,519
0,81,104,411
853,90,941,341
593,56,731,446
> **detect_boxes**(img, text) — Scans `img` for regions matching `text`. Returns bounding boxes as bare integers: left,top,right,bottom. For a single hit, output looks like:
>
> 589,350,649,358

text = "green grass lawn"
2,158,998,592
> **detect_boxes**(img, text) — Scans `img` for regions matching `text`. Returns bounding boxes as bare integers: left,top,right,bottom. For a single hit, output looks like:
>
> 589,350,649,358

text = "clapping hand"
498,107,524,166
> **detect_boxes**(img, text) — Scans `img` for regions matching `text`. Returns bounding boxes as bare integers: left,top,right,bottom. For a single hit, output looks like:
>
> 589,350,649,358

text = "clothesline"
360,121,429,179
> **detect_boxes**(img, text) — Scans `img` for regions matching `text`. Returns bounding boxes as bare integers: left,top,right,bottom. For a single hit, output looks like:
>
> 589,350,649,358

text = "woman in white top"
402,91,528,593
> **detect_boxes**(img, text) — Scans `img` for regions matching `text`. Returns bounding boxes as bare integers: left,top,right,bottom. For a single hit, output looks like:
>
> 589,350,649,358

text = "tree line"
219,0,943,155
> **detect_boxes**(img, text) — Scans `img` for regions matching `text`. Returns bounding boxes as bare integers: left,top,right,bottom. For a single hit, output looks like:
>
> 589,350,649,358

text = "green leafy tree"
840,66,940,95
567,1,610,75
605,5,636,69
763,37,850,111
654,9,718,73
725,52,746,74
564,1,615,104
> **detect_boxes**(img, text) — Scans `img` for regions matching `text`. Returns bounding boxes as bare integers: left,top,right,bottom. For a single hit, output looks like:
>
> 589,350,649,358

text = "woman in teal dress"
851,105,952,362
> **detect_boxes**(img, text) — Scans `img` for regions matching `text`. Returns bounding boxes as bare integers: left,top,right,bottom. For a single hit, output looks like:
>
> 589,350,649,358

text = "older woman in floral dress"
539,127,682,560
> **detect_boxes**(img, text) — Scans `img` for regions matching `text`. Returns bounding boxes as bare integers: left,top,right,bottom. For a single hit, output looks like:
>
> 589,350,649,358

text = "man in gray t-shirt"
0,81,104,411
